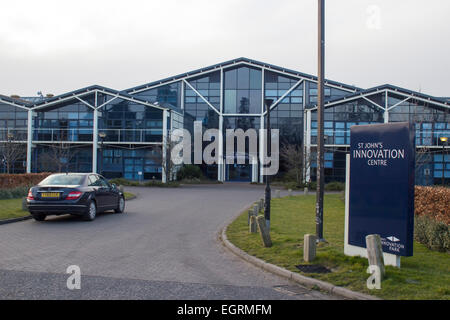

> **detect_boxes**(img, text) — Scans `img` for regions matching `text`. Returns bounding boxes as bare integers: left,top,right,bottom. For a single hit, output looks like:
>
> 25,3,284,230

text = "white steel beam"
0,98,30,110
384,91,389,123
26,109,33,173
162,109,168,183
92,105,99,173
31,92,95,111
259,68,265,183
183,79,220,115
218,68,224,182
362,96,384,111
387,96,410,111
262,79,304,115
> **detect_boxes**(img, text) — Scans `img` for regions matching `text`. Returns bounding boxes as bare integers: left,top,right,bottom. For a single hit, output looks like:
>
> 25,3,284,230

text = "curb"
125,195,137,201
220,220,380,301
0,215,32,225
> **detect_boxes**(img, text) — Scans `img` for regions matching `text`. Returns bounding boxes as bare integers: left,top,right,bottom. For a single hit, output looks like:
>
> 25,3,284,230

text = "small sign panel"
349,122,415,256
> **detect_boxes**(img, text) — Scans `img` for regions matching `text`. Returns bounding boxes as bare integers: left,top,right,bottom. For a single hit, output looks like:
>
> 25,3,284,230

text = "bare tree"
0,138,26,174
146,136,180,182
280,143,304,185
37,143,79,173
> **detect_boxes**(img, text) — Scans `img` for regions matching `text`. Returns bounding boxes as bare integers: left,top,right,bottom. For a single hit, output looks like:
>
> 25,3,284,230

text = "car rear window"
39,175,85,186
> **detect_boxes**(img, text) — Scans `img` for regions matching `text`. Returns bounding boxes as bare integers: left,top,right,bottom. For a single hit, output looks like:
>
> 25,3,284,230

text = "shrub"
414,214,450,252
325,181,345,191
0,173,52,189
108,178,140,186
0,186,29,200
144,181,180,188
176,165,202,180
415,186,450,224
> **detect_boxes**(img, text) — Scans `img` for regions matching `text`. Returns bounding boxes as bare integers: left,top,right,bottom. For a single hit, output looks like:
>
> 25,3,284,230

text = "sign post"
344,122,415,267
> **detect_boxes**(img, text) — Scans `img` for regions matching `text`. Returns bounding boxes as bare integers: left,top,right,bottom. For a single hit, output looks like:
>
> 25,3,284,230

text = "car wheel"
114,196,125,213
83,200,97,221
32,213,46,221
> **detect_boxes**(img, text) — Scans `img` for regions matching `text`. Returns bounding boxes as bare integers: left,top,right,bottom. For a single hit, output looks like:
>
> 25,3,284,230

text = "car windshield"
39,175,85,186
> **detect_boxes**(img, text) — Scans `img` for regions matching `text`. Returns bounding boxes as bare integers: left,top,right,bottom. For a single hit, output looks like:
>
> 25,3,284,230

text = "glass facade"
132,82,182,111
224,67,262,114
1,59,448,184
0,102,28,141
98,95,163,143
34,97,94,142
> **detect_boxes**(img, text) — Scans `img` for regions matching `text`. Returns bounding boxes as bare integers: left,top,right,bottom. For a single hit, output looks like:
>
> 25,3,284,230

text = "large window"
224,67,262,114
132,82,182,111
0,103,28,141
98,97,163,143
34,98,94,142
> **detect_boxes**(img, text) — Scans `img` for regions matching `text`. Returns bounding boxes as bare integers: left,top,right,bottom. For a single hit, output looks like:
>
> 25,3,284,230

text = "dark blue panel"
349,122,415,256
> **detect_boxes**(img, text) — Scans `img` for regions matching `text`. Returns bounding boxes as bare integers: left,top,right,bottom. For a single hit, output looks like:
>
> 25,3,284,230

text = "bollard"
275,190,280,198
303,234,317,262
304,187,309,195
288,189,292,196
365,234,385,279
249,215,257,233
259,198,264,211
256,215,272,247
22,197,28,211
253,204,259,215
247,209,253,225
119,185,124,193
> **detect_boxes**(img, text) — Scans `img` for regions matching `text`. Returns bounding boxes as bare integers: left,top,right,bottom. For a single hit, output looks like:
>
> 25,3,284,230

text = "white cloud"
0,0,448,97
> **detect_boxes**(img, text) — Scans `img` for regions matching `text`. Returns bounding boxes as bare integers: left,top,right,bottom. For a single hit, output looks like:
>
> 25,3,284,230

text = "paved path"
0,183,338,299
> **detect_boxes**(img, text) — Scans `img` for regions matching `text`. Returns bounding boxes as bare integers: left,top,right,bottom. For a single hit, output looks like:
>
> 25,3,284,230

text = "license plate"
41,192,60,198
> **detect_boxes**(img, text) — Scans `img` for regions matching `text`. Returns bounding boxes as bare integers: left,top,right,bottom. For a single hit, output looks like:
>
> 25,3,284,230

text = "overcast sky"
0,0,449,97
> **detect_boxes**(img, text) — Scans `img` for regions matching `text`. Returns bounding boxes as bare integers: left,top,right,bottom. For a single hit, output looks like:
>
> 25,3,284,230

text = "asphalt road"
0,183,338,300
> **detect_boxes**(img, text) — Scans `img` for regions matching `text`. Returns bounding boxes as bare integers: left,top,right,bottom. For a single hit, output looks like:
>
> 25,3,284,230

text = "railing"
310,130,450,147
0,127,164,143
0,129,28,142
31,128,163,143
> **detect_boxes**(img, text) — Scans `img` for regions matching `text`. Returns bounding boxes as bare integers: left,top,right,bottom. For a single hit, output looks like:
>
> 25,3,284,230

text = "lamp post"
316,0,326,242
440,136,448,186
264,98,274,231
99,132,106,176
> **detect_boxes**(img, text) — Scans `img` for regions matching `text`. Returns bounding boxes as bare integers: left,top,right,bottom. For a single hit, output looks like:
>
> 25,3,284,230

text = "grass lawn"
0,198,29,220
226,194,450,300
0,192,136,221
123,192,135,200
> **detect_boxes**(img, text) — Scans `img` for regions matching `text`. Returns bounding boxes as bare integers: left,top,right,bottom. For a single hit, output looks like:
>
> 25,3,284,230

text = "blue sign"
349,122,415,256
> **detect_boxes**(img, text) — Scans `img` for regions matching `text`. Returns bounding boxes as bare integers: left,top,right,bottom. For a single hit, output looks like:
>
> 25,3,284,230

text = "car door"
88,174,107,210
98,175,118,209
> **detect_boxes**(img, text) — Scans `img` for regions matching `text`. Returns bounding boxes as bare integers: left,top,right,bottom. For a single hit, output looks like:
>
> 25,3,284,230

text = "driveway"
0,183,337,299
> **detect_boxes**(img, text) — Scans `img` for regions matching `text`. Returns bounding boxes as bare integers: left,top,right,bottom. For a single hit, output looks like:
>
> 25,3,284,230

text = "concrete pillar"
365,234,385,279
249,215,257,233
303,234,317,262
256,215,272,247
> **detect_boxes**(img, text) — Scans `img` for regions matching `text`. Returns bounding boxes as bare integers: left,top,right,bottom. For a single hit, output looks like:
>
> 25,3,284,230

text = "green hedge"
324,181,345,191
0,186,29,200
176,165,202,180
414,214,450,252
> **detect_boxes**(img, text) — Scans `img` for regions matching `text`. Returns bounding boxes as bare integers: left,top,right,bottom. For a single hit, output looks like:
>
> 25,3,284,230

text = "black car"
27,173,125,221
